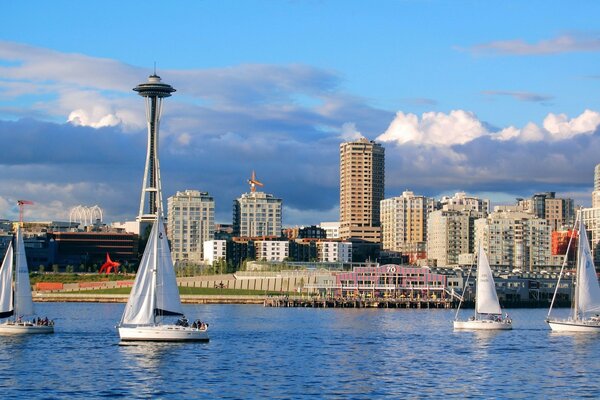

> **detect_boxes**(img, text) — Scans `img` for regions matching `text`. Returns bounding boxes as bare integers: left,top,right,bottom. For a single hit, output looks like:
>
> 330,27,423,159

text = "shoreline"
33,293,265,304
32,293,568,308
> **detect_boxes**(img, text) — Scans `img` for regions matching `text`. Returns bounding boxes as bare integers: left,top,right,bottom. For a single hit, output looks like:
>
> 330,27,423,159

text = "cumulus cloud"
338,122,364,141
468,34,600,55
377,110,488,146
543,110,600,140
495,110,600,142
378,109,600,146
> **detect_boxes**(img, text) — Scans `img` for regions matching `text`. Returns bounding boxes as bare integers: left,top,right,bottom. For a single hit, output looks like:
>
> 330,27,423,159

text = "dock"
264,296,454,309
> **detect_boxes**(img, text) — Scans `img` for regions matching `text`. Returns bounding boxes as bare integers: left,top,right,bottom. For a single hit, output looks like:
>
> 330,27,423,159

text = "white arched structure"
69,205,103,227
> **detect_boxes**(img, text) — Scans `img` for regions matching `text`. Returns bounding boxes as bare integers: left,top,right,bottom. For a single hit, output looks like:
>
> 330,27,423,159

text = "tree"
38,265,45,273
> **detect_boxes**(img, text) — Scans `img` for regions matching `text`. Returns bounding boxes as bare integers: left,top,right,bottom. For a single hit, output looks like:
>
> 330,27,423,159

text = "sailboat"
117,213,209,342
0,227,54,334
454,241,512,330
547,217,600,332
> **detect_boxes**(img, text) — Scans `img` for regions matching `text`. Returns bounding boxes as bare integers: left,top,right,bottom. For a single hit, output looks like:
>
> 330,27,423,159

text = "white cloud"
68,109,121,128
338,122,364,141
496,110,600,142
378,109,600,146
377,110,488,146
543,109,600,140
469,34,600,55
177,133,192,146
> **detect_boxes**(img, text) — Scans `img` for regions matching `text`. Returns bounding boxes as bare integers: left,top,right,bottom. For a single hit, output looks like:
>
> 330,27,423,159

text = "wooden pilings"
264,296,454,309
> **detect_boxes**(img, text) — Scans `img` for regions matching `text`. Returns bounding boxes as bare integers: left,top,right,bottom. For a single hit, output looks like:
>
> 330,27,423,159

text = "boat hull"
547,319,600,332
454,319,512,330
118,325,209,342
0,322,54,334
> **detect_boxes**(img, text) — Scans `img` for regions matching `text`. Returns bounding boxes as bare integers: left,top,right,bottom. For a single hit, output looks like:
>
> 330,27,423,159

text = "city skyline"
1,1,600,225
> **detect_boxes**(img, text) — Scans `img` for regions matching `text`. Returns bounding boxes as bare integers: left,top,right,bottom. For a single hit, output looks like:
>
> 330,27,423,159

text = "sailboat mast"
13,230,20,320
454,260,474,320
573,218,582,321
151,220,159,325
547,214,578,319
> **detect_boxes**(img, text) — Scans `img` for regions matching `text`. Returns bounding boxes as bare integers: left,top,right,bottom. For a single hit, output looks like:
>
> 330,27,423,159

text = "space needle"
134,72,176,223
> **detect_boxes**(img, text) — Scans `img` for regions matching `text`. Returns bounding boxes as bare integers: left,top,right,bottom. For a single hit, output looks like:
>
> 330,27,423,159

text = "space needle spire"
134,72,176,222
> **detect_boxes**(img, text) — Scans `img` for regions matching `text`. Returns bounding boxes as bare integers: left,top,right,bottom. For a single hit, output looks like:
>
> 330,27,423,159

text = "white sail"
154,218,184,317
576,220,600,315
120,215,183,326
14,228,34,317
121,220,159,325
0,242,14,317
476,242,502,315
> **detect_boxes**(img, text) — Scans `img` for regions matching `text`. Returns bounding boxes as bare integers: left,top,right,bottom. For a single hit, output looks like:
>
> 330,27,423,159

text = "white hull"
0,322,54,334
118,325,209,342
547,319,600,332
454,319,512,330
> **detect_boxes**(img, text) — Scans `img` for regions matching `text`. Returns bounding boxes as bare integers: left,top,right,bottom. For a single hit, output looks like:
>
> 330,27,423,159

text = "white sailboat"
547,217,600,332
117,214,209,342
454,242,512,330
0,227,54,334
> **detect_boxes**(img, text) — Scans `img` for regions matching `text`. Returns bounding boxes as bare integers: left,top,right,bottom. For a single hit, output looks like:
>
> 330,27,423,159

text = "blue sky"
1,1,600,225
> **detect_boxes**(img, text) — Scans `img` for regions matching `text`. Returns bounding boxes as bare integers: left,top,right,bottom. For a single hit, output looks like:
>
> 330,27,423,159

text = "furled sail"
475,242,502,315
0,242,14,318
14,228,34,317
576,220,600,315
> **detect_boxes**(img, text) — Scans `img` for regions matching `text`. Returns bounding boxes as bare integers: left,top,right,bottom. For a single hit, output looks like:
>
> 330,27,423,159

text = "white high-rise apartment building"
580,208,600,266
316,241,352,262
319,222,340,239
167,190,215,264
581,164,600,266
339,138,385,243
254,240,289,262
203,239,227,264
475,207,551,271
440,192,490,213
380,191,436,253
233,192,282,238
427,209,486,267
593,163,600,208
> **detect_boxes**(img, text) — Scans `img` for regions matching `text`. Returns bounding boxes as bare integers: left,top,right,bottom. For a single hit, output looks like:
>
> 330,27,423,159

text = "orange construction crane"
247,170,264,193
17,200,33,225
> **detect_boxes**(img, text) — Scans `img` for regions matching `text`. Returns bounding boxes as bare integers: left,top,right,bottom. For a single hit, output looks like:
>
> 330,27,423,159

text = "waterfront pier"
264,296,454,309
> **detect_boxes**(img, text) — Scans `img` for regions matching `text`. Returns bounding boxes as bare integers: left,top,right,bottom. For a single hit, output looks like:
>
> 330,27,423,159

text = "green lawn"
30,273,135,284
74,287,292,296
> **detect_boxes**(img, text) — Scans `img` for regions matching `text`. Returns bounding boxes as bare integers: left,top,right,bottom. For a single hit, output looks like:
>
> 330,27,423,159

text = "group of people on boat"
33,317,53,326
175,317,209,331
468,313,511,323
12,316,53,326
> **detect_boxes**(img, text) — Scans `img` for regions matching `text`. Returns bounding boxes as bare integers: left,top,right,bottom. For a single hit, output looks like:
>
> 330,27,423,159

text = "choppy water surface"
0,303,598,399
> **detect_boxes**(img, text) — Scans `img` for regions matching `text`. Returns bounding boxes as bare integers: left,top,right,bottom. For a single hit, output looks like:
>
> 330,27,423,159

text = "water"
0,304,598,399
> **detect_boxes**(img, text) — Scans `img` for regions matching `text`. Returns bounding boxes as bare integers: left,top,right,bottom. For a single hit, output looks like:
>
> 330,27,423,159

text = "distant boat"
0,227,54,334
117,214,209,342
547,217,600,332
454,241,512,330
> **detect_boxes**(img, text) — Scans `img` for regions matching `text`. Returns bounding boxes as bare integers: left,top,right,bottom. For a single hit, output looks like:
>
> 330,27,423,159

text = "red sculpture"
99,253,120,274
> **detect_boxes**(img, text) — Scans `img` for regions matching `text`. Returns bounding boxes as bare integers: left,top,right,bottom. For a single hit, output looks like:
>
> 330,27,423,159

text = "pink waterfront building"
333,265,448,298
